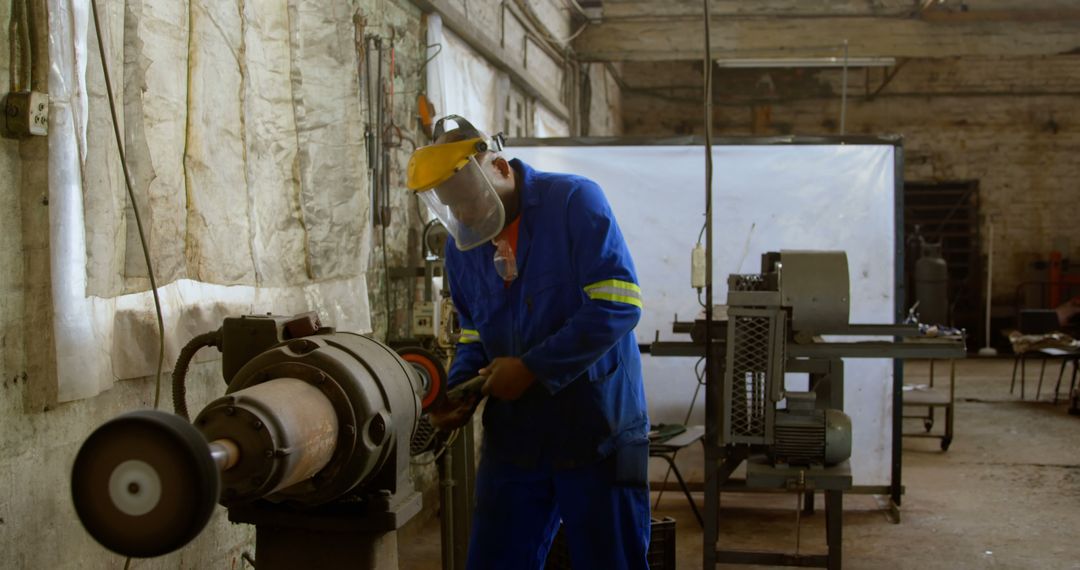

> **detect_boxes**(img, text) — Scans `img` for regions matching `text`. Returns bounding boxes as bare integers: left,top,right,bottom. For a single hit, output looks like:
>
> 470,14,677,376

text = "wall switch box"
3,91,48,139
413,302,435,337
691,244,706,288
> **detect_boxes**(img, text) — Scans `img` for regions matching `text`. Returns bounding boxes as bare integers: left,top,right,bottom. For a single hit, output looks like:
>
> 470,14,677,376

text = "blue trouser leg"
466,448,651,570
556,449,651,570
466,454,562,570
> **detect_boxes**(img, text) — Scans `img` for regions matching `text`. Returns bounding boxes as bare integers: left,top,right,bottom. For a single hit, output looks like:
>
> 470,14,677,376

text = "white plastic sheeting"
426,16,570,139
436,25,499,135
507,143,897,486
424,14,447,132
48,0,107,401
533,104,570,137
47,0,374,402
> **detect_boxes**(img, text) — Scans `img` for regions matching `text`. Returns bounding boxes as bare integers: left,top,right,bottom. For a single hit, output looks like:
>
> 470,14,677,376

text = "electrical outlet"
2,91,48,139
412,302,435,337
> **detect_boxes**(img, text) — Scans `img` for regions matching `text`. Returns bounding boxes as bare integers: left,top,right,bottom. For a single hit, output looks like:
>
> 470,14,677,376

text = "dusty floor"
398,358,1080,569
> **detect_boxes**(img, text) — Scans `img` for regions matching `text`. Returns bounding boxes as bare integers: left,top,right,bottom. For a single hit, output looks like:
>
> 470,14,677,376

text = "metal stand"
708,451,851,565
648,250,964,570
229,492,421,570
714,460,849,570
253,525,399,570
439,420,477,570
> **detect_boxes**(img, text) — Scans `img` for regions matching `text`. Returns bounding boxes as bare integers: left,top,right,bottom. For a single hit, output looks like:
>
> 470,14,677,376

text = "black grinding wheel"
71,410,220,558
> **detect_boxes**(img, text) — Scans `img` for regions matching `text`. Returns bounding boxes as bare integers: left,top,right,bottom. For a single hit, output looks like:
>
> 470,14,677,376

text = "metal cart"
902,358,956,451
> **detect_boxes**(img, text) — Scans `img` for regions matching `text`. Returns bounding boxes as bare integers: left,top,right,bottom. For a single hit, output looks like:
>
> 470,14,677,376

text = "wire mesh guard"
727,314,772,440
410,415,438,456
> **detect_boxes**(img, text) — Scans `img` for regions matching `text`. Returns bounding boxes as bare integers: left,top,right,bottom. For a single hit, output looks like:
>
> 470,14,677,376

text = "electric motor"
771,406,852,467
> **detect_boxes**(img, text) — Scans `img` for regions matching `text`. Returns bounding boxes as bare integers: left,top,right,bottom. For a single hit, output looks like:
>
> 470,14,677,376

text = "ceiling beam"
599,0,914,20
574,16,1080,61
920,8,1080,22
598,0,1080,20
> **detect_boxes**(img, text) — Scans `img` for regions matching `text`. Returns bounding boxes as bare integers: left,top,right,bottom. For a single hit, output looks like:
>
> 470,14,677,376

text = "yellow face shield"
406,137,488,192
407,140,505,251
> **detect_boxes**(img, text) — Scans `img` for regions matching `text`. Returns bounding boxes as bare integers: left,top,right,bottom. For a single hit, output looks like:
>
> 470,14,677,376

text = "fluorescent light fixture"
714,57,896,68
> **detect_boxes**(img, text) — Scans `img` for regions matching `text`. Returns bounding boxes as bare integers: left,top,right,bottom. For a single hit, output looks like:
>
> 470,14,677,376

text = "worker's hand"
479,357,536,401
427,392,481,431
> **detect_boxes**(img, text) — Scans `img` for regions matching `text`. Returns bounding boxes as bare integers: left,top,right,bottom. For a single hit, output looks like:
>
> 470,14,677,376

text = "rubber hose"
172,330,222,420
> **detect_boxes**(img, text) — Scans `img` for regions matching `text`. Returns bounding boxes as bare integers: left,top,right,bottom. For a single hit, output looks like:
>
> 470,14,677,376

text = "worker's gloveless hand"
427,392,481,431
480,357,536,400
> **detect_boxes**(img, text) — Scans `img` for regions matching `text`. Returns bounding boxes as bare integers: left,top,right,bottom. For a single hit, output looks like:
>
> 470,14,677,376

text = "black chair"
1051,353,1080,404
649,424,705,528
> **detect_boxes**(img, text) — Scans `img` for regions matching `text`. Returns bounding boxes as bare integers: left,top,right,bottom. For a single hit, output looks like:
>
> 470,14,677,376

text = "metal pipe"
439,448,456,570
702,1,719,568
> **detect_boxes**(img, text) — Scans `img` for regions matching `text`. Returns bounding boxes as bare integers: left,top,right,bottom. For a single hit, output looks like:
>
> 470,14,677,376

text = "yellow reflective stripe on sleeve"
458,328,482,344
584,279,641,294
584,279,643,308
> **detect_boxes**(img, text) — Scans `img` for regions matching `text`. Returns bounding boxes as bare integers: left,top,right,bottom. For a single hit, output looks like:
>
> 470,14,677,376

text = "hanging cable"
9,0,31,92
91,0,167,411
172,330,222,421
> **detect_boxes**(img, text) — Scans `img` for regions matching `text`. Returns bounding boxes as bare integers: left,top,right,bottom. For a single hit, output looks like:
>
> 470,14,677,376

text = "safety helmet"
407,116,508,251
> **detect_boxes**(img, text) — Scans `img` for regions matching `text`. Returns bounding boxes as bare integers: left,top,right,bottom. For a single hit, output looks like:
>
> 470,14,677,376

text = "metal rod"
892,142,907,508
840,40,848,135
375,37,385,226
439,446,456,570
984,219,995,349
209,439,240,471
703,1,717,567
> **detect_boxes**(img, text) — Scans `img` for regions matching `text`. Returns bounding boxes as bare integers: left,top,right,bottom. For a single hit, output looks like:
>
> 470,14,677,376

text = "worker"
406,115,651,570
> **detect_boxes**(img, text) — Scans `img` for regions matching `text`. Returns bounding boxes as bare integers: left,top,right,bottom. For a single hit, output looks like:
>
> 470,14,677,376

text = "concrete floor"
399,358,1080,569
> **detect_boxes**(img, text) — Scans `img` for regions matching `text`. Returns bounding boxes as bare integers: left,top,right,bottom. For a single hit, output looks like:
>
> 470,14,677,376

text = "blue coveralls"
445,159,651,570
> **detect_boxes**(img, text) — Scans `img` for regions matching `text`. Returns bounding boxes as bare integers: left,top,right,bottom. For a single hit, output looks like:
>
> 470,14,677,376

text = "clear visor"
418,156,505,251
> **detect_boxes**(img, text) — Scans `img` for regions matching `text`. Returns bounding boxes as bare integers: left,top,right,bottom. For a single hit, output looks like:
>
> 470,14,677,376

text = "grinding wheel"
397,346,447,411
71,410,220,558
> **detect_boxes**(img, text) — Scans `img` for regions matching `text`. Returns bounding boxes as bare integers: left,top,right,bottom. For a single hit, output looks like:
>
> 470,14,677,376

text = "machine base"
715,459,851,570
229,491,422,570
253,525,399,570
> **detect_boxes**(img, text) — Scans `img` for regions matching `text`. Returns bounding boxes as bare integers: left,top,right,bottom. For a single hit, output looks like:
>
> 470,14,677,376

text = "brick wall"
621,56,1080,307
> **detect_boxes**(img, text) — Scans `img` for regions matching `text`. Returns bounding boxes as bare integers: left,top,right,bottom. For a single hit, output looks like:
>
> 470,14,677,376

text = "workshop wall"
1,0,620,567
35,0,430,404
0,0,421,566
621,56,1080,305
584,61,623,136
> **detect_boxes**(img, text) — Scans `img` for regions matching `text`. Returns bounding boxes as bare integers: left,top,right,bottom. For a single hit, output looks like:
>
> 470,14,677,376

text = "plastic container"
544,516,677,570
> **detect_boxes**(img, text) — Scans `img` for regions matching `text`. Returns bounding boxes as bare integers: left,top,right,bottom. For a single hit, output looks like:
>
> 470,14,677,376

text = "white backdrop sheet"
507,144,897,485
